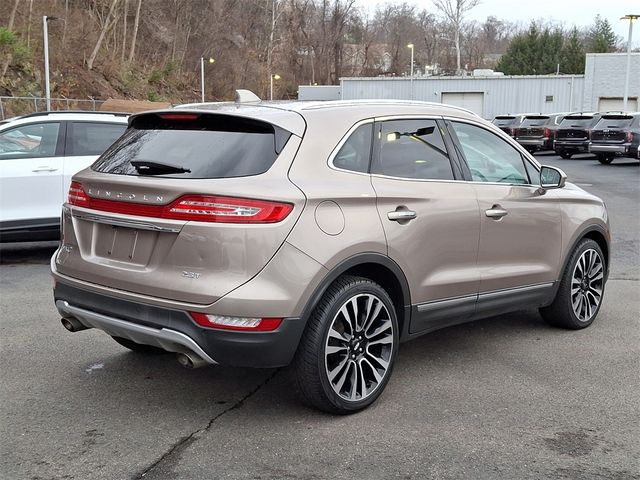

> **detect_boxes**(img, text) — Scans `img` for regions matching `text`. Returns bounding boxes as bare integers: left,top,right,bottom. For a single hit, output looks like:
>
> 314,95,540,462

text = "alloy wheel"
324,294,394,401
571,248,604,322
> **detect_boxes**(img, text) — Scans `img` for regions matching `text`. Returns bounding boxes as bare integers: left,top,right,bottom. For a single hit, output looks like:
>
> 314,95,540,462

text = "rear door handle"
485,206,508,219
32,166,58,172
387,210,417,221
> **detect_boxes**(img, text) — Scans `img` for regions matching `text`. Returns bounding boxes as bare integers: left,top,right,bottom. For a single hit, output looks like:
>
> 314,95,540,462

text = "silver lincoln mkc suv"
52,96,610,413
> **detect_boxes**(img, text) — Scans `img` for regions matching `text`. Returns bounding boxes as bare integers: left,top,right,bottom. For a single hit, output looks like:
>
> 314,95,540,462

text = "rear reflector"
67,184,293,223
190,312,282,331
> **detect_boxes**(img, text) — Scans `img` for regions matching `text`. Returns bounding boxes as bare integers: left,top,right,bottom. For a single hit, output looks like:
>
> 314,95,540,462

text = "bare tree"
432,0,480,75
127,0,142,64
87,0,121,70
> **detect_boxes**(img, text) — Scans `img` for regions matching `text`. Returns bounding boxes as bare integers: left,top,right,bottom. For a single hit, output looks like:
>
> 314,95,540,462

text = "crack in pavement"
134,369,280,479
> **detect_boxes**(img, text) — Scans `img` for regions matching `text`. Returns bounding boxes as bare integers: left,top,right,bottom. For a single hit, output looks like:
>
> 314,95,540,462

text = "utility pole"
621,14,639,111
43,16,51,111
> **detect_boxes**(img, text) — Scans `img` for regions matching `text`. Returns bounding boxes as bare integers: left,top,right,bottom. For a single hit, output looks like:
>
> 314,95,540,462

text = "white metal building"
298,53,639,119
340,75,584,119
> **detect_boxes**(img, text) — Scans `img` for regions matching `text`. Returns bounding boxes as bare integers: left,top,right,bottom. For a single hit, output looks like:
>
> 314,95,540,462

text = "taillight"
543,127,551,138
68,181,89,206
190,312,282,331
158,113,199,121
166,195,293,223
65,184,293,224
512,128,519,137
625,131,633,142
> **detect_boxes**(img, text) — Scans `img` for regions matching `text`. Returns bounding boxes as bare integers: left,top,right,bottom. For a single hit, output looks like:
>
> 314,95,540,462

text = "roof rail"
16,110,130,119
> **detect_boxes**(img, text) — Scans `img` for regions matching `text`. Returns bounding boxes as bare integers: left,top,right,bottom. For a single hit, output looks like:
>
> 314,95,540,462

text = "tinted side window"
0,122,61,159
450,122,530,184
372,119,453,180
333,123,372,173
68,122,127,156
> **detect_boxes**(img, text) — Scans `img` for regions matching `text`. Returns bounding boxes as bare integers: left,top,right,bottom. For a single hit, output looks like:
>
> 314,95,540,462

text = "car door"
370,118,481,334
63,121,127,195
0,121,65,227
447,120,562,315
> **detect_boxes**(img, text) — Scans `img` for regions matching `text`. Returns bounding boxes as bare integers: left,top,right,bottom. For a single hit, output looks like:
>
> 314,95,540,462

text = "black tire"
597,154,614,164
540,239,606,329
112,336,169,354
558,151,573,159
293,275,399,414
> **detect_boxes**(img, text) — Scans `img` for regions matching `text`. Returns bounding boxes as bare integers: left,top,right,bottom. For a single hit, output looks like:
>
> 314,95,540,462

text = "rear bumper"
515,138,551,150
53,281,307,368
589,143,631,154
553,140,589,152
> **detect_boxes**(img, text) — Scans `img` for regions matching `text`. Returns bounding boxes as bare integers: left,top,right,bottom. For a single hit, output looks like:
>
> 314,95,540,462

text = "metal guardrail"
0,96,106,120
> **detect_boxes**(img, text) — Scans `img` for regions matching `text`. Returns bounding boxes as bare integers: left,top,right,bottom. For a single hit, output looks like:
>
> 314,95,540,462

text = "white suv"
0,111,128,241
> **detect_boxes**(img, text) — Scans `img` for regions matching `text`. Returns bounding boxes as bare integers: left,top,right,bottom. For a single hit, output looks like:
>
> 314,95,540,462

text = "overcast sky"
354,0,640,48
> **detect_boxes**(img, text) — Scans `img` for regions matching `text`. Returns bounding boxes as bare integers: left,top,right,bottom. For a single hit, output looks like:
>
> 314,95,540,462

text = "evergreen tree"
497,23,567,75
561,28,585,74
588,15,619,52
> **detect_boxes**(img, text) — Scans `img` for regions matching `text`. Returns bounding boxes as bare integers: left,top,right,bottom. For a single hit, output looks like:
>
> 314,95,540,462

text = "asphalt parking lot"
1,153,638,480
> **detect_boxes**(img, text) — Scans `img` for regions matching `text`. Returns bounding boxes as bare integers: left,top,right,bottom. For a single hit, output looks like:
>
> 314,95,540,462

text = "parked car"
554,112,602,159
513,113,566,153
589,112,640,164
0,111,128,241
491,114,525,136
52,98,610,414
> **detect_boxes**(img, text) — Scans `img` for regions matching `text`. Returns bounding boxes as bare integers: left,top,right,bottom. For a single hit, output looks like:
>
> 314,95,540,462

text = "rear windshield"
92,113,291,179
492,116,517,126
521,116,550,127
593,116,634,129
559,116,596,128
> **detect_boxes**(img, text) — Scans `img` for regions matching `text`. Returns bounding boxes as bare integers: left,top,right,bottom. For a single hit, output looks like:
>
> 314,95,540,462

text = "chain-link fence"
0,96,106,120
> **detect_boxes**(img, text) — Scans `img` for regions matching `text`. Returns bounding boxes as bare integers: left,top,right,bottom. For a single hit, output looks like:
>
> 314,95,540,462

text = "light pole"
407,43,414,100
270,74,281,101
43,16,57,111
200,57,215,103
621,14,639,111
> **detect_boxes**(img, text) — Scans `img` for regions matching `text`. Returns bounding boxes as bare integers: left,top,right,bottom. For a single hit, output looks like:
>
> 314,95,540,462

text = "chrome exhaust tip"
61,316,88,332
176,352,208,369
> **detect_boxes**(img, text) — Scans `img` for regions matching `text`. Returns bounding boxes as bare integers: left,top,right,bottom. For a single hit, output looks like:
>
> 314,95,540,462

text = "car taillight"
625,131,633,142
65,184,293,224
166,195,293,223
68,181,89,206
189,312,282,331
512,128,519,137
543,127,551,138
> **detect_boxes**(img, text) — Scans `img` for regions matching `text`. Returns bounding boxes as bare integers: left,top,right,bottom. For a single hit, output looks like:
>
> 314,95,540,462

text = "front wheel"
293,276,399,414
540,239,606,329
597,154,614,164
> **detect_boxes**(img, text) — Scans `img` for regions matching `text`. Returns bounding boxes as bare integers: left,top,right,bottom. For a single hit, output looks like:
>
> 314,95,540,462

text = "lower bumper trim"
55,300,217,364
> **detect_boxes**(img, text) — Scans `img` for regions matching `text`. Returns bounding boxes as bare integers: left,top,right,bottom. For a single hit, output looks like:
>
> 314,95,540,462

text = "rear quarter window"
92,114,291,179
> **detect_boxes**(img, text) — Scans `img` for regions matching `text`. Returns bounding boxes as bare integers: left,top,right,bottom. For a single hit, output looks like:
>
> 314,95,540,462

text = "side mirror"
539,165,567,190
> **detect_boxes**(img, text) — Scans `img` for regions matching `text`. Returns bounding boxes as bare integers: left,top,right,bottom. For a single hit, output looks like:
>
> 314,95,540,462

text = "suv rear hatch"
514,115,549,139
556,115,598,141
54,110,306,305
492,115,520,135
590,115,634,143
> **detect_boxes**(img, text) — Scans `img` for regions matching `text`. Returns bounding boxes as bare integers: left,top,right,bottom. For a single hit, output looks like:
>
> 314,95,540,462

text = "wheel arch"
298,253,412,340
558,224,610,287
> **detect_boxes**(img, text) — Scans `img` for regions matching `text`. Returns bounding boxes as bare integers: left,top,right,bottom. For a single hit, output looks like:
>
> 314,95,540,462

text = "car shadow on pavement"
0,241,58,265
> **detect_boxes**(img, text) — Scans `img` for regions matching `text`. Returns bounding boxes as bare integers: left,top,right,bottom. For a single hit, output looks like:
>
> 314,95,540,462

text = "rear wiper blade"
131,160,191,175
